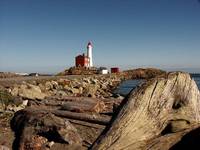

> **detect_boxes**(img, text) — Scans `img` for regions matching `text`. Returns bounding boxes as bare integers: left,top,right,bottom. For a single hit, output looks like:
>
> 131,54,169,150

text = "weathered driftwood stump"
91,72,200,150
11,108,83,150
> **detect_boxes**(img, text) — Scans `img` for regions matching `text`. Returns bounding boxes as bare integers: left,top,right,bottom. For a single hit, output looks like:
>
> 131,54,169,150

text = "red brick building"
75,54,89,67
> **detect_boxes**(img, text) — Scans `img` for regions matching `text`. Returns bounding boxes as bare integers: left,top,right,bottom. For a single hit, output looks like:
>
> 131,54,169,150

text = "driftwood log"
91,72,200,150
28,97,120,113
11,109,83,150
50,110,111,125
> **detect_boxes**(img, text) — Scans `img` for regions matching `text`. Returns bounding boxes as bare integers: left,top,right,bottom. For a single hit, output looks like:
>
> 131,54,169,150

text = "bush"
0,90,14,111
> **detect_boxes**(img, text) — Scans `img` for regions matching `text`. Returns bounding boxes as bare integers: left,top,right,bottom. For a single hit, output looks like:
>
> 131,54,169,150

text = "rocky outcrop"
123,68,166,79
57,67,98,75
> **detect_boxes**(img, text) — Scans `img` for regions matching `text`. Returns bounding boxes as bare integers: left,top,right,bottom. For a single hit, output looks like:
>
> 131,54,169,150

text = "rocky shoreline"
8,68,165,98
0,68,166,149
4,71,200,150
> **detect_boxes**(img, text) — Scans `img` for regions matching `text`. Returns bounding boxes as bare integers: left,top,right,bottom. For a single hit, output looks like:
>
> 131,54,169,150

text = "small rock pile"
9,75,124,101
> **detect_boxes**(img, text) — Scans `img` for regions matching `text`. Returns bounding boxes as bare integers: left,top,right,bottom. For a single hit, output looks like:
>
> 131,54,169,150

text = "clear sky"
0,0,200,73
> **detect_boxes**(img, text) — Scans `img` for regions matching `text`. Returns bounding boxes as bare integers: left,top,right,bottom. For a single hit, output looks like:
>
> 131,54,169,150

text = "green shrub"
0,90,14,111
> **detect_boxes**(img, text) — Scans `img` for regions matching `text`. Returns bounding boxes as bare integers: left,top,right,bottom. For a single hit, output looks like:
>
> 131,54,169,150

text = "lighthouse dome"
87,42,92,48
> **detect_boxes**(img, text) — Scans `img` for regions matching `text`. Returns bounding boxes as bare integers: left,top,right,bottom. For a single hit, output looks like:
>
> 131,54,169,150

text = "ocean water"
114,74,200,96
191,74,200,89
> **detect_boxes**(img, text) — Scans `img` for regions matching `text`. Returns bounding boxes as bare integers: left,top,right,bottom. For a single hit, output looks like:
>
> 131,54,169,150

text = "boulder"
11,86,19,97
7,100,28,112
18,84,46,100
57,79,71,87
83,78,90,84
7,104,25,112
90,79,98,84
64,85,71,91
45,81,53,91
55,90,68,97
47,141,54,148
51,81,59,89
44,81,60,91
100,83,107,90
84,85,98,98
81,82,87,88
71,88,80,95
38,83,46,92
78,87,83,94
63,86,81,95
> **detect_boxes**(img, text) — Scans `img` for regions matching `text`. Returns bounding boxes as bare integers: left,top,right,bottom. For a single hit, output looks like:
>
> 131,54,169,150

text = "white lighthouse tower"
87,41,93,67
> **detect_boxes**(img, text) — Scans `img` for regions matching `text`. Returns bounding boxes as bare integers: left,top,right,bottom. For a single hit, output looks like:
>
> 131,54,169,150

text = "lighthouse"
87,42,93,67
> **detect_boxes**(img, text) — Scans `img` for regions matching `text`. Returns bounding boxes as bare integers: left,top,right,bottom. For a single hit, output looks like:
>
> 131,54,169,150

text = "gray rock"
51,81,59,89
47,141,54,148
83,78,90,83
64,85,70,90
84,84,98,98
100,83,107,90
38,83,45,92
71,88,80,94
90,79,98,84
64,86,80,95
58,79,71,87
6,100,28,112
56,90,68,97
79,87,83,94
11,86,19,96
18,84,46,100
45,81,53,90
22,100,29,106
7,104,25,112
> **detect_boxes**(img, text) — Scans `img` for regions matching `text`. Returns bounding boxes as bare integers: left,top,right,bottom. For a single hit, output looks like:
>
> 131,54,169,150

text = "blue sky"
0,0,200,73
